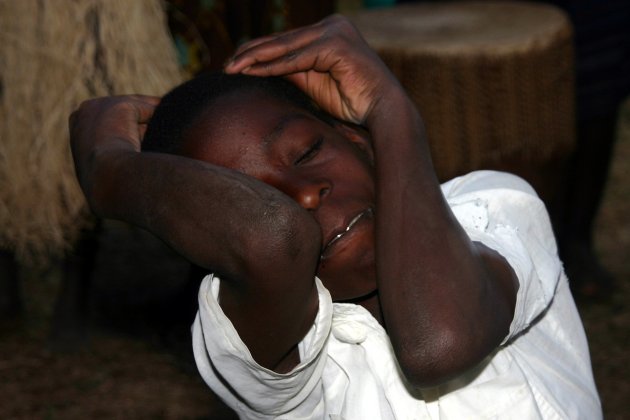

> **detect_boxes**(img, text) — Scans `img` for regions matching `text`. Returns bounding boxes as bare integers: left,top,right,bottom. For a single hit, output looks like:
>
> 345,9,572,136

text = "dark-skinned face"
181,90,377,301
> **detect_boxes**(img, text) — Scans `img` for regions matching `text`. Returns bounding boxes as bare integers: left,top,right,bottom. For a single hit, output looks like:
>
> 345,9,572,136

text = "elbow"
239,203,322,280
266,205,322,265
397,356,463,389
394,327,487,389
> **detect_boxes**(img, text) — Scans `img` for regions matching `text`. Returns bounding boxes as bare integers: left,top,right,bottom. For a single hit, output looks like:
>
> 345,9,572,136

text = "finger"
138,122,149,141
231,21,323,58
120,93,162,106
226,26,324,74
283,72,307,87
238,39,340,78
230,34,279,59
124,96,160,124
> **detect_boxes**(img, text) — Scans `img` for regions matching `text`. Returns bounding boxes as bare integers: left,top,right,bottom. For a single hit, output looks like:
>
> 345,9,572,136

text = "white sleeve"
442,170,563,342
192,275,334,418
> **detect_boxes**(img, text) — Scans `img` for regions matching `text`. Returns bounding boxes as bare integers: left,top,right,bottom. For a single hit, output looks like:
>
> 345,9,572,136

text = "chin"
318,263,377,302
333,287,379,304
319,237,376,299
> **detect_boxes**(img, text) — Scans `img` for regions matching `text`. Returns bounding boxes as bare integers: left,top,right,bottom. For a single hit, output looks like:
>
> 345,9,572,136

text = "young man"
69,16,600,419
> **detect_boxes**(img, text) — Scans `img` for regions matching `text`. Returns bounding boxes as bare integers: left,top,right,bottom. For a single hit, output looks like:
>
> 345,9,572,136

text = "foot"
561,242,615,301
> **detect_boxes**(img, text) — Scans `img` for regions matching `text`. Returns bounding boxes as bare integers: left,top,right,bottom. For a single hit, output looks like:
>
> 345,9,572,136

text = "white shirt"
192,171,602,419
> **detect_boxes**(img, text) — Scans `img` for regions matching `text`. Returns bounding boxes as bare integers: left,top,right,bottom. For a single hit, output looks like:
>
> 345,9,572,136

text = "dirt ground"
1,101,629,419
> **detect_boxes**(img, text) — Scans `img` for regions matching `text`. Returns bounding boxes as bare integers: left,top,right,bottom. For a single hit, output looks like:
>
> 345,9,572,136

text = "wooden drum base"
349,1,575,194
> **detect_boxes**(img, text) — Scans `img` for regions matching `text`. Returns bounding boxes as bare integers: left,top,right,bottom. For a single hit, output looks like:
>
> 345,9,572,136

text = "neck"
358,292,384,326
335,289,384,326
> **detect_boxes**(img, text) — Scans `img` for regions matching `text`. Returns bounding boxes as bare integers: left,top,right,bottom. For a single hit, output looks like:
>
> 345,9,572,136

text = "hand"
224,15,400,124
69,95,159,207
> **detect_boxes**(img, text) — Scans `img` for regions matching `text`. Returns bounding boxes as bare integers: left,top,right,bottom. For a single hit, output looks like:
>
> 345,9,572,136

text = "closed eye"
294,136,323,165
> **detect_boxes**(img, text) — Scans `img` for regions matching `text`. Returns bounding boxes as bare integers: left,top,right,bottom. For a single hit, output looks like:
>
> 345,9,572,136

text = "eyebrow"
262,113,311,149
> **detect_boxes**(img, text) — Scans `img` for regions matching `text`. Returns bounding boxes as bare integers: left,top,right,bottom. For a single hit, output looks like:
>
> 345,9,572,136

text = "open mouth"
321,207,374,258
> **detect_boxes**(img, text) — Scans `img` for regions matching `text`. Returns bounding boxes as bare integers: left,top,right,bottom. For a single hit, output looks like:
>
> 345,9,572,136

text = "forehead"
180,90,315,171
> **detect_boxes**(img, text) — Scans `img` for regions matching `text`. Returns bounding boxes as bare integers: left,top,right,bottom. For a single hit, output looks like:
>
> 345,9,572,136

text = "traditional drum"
348,1,575,185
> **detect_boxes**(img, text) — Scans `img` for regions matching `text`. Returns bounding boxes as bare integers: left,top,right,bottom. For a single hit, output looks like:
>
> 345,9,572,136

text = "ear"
334,122,374,162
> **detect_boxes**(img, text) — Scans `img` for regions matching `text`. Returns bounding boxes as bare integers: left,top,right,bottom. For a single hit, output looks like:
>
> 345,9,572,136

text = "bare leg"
0,249,21,320
49,223,101,350
557,111,618,298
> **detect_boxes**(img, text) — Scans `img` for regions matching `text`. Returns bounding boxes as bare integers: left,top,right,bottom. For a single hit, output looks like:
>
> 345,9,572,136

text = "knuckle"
261,61,274,75
284,49,299,62
321,16,358,44
110,99,134,115
326,14,345,24
76,98,93,112
69,110,79,125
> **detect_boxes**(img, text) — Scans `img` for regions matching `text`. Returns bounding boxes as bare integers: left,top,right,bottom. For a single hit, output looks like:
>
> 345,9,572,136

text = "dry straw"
0,0,184,266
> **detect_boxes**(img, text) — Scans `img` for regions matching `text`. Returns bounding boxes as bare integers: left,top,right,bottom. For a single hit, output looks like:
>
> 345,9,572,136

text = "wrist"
364,84,435,175
87,148,138,217
365,85,414,129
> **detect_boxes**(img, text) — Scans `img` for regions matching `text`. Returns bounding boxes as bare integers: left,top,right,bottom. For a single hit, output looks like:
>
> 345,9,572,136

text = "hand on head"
224,15,400,125
69,95,159,207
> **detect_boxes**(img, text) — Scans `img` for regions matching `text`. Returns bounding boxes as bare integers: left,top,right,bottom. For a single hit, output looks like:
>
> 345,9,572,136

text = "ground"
1,101,629,419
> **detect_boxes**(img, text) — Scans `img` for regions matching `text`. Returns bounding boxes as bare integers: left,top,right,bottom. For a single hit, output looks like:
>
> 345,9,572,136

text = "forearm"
90,149,321,284
70,95,321,372
367,89,517,386
219,13,518,378
91,149,322,369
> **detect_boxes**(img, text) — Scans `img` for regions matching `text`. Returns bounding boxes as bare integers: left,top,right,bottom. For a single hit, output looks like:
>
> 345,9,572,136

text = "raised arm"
69,96,320,372
226,15,518,387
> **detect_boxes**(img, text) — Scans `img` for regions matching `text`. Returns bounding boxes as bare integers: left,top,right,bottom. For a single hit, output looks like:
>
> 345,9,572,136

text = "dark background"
1,1,628,418
1,97,627,420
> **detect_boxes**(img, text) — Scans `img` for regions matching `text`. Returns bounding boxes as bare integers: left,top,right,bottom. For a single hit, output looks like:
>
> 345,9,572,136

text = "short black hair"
142,72,330,155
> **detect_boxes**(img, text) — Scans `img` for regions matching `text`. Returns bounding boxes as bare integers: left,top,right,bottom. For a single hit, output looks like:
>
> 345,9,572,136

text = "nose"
290,178,331,211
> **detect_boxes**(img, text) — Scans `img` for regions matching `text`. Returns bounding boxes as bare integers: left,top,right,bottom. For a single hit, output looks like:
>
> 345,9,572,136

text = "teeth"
324,208,373,251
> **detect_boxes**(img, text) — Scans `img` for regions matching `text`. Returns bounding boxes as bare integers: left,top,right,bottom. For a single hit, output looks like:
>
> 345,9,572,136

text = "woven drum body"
349,1,575,181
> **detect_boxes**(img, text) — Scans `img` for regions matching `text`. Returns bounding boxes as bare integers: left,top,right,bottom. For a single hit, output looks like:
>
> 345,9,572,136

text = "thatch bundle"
0,0,183,265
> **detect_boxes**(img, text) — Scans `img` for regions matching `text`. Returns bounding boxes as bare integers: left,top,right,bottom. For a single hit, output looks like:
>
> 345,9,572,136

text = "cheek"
328,148,375,191
256,172,293,198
